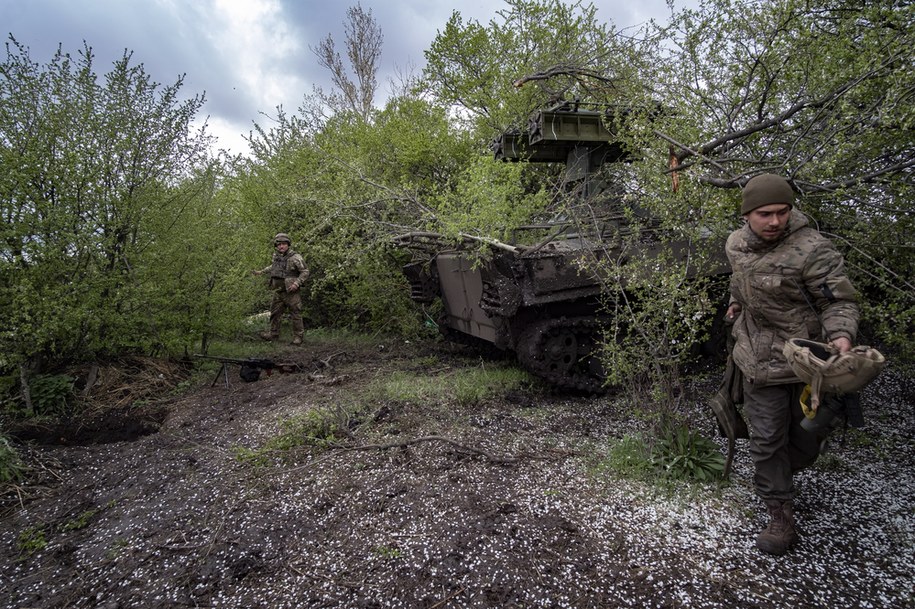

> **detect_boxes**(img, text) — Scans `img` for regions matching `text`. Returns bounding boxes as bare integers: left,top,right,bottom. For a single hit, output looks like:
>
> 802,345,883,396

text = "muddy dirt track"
1,336,913,608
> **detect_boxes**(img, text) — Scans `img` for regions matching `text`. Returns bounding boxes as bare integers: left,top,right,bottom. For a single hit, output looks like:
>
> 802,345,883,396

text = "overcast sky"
2,0,691,156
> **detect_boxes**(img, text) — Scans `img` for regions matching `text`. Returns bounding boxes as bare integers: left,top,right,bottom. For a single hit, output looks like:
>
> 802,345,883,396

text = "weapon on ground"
193,354,303,386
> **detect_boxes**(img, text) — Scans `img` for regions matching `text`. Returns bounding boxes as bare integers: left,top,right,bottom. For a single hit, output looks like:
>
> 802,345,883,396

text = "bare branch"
513,64,616,89
672,50,905,165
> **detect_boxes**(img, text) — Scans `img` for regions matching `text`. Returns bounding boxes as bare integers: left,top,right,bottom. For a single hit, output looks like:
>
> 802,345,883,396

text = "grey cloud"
3,0,689,155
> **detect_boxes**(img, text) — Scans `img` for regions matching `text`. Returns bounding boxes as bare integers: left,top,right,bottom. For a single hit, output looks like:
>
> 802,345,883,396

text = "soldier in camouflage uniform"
725,174,858,555
253,233,310,345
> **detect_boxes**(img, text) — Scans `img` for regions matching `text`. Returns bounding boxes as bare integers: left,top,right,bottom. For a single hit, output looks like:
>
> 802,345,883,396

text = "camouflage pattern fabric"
260,247,310,339
261,248,309,291
726,209,859,386
782,338,886,411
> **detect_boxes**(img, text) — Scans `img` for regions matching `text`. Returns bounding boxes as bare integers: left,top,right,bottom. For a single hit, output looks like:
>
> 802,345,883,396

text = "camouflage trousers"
269,289,304,339
742,380,822,502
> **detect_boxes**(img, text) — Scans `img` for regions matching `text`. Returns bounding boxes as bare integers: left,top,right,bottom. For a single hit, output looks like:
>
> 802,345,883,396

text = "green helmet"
273,232,291,245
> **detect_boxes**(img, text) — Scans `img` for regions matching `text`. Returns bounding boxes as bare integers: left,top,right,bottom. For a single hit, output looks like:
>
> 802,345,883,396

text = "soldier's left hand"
288,283,300,292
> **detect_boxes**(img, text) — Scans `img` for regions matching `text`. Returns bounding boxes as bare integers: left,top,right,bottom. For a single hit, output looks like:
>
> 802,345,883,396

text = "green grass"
365,363,533,407
196,338,279,360
61,509,98,532
266,407,346,450
232,445,270,467
204,327,386,365
17,526,47,556
232,354,536,465
813,451,852,473
232,404,352,465
106,538,130,560
301,327,385,349
373,545,403,560
596,425,726,485
600,434,655,480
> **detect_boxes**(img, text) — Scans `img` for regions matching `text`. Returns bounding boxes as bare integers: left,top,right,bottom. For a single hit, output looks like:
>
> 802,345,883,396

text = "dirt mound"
6,356,187,446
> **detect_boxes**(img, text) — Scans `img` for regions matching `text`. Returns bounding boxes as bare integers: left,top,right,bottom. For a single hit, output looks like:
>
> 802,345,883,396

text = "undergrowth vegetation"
365,363,535,407
229,345,727,488
233,357,539,465
0,435,24,484
232,406,348,466
601,425,726,484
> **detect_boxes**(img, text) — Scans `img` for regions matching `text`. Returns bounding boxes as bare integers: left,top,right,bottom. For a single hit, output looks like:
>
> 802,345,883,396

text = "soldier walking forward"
253,233,310,345
725,174,859,555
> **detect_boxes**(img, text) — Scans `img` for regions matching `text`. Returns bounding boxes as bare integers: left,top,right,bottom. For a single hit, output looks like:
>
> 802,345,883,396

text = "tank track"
516,316,606,393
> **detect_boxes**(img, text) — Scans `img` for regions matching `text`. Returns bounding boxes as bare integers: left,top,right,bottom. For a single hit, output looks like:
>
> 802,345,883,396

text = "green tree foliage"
417,0,915,390
237,95,474,334
662,0,913,189
431,155,551,245
423,0,660,134
0,37,239,382
656,0,915,356
134,165,263,355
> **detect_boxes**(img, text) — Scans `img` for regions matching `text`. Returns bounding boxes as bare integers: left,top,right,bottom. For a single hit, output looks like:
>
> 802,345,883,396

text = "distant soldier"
252,233,309,345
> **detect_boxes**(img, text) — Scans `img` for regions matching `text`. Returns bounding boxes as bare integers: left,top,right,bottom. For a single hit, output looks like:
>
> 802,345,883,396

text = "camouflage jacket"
261,248,309,292
726,210,858,386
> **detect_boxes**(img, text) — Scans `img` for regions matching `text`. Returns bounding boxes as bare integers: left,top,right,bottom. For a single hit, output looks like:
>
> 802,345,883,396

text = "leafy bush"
1,39,219,369
28,374,76,418
652,425,726,482
601,425,725,483
0,435,24,483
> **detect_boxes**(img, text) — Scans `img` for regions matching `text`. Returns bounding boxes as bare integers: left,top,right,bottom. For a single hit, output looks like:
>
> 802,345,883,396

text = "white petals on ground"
1,350,912,609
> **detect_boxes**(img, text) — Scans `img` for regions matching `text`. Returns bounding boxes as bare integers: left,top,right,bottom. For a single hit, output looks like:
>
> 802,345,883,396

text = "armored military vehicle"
393,103,728,392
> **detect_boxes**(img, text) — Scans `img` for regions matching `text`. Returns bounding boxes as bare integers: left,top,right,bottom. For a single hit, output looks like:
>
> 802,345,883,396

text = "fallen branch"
315,351,346,369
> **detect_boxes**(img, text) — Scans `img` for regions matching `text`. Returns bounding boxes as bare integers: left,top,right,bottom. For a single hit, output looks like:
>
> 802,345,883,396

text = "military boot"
260,331,277,341
782,500,799,539
291,336,303,346
757,500,799,555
